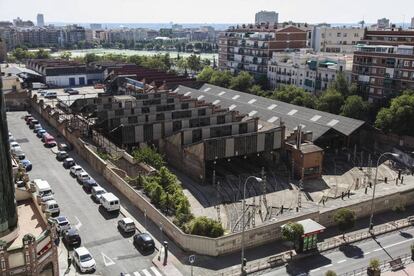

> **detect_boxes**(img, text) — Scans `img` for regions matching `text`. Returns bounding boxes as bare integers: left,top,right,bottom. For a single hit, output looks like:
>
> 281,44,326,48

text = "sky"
0,0,413,24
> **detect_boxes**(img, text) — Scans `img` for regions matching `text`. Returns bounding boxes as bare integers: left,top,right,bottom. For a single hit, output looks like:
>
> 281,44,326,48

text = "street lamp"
369,152,399,231
241,176,263,275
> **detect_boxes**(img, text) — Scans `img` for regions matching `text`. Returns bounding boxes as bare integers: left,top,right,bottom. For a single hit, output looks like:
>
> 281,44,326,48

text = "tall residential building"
255,11,279,25
90,23,102,30
219,24,307,77
361,28,414,46
0,67,18,242
377,18,390,29
352,44,414,103
37,13,45,27
311,26,365,53
13,17,34,28
268,49,351,92
0,38,6,62
410,17,414,29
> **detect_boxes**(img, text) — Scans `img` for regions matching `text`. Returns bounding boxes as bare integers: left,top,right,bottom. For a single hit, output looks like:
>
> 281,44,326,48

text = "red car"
44,134,57,148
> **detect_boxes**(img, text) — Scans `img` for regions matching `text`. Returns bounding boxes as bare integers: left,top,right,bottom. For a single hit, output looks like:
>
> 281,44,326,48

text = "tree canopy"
333,208,356,237
375,90,414,136
340,95,370,120
229,71,254,92
272,85,317,109
282,222,304,250
317,88,344,114
132,146,165,170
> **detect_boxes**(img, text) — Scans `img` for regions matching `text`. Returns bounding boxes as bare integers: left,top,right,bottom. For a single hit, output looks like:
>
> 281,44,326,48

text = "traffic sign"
189,255,195,264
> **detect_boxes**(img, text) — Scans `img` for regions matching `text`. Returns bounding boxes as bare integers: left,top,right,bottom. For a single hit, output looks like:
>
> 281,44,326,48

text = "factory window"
192,129,202,143
173,120,182,132
239,123,248,134
156,113,165,121
198,109,206,116
181,103,189,109
167,98,174,103
217,115,225,124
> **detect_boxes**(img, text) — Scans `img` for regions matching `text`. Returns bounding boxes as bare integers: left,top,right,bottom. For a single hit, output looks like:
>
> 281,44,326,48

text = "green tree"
317,88,344,114
34,49,50,59
150,183,167,209
340,95,370,120
209,70,232,88
176,58,188,72
325,270,337,276
186,216,224,238
331,72,350,97
333,208,356,239
375,90,414,136
11,47,32,61
84,53,100,64
229,71,253,92
132,147,165,170
248,84,265,96
59,51,72,60
272,85,317,108
187,54,202,72
197,66,215,82
281,222,304,251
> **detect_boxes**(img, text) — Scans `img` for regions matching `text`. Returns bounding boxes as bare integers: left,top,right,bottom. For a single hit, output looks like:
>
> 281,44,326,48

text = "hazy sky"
0,0,413,24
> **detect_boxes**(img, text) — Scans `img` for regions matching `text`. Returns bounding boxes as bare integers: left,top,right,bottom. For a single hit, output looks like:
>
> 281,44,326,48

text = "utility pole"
297,168,304,210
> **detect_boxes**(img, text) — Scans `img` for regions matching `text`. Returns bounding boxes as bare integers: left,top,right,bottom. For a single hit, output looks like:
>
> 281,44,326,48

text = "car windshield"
80,254,92,262
59,221,69,226
40,190,52,196
97,190,105,195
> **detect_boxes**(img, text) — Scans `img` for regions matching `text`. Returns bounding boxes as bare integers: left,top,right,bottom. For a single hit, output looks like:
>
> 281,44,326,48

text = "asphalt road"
7,111,162,276
259,226,414,276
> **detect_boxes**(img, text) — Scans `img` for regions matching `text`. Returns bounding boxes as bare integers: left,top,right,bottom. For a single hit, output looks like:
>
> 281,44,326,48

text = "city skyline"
0,0,413,25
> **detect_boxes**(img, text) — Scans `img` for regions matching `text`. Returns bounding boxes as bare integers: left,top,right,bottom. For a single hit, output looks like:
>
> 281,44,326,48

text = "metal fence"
339,253,413,276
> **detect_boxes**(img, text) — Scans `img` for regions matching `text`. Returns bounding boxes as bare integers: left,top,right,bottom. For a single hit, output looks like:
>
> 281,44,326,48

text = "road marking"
310,268,320,272
133,272,140,276
337,259,347,263
128,239,133,244
141,269,152,276
365,251,372,255
101,252,116,266
74,216,82,230
324,264,333,268
151,266,163,276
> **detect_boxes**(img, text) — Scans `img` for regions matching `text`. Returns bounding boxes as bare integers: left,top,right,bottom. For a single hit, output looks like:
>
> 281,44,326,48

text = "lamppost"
369,152,399,231
241,176,263,275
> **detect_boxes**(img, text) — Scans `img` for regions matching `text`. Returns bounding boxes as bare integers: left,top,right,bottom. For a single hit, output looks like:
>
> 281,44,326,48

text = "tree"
197,66,215,82
209,70,232,88
11,47,33,61
187,54,202,72
34,49,50,59
248,84,265,96
325,271,337,276
149,183,167,209
375,90,414,136
132,146,165,170
84,53,100,64
317,88,344,114
281,222,304,251
186,216,224,238
333,208,356,239
272,85,317,108
176,58,188,72
229,71,253,92
340,95,370,120
59,51,72,60
331,72,350,97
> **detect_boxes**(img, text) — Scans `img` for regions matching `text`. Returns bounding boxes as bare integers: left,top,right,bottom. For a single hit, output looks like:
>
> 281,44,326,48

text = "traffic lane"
6,111,155,274
259,227,414,276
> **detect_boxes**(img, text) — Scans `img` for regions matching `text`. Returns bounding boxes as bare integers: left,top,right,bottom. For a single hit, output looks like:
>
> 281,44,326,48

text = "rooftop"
297,219,326,235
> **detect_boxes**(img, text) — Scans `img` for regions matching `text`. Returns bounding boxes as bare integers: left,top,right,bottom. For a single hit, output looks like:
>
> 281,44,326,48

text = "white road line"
141,269,152,276
365,251,372,255
324,264,333,268
101,252,116,266
337,259,347,264
133,272,140,276
310,268,320,272
151,266,163,276
74,216,82,230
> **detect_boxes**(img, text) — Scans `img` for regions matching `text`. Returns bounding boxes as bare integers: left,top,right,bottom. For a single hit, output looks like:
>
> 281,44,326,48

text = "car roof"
80,172,89,176
46,200,58,205
74,247,90,255
58,151,67,154
92,185,105,192
67,227,79,235
72,165,82,169
10,141,19,145
65,158,74,161
137,233,153,241
56,216,68,222
22,159,30,163
122,217,134,224
101,192,118,201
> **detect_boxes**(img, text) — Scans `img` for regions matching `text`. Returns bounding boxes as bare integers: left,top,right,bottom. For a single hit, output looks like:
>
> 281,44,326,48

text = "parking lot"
32,86,104,107
7,111,162,276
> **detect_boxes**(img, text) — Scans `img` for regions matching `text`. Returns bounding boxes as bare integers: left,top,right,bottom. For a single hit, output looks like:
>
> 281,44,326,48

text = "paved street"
258,226,414,276
7,111,162,276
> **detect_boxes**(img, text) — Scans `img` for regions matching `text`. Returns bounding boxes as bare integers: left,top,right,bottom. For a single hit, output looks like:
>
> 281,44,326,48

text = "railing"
339,253,413,276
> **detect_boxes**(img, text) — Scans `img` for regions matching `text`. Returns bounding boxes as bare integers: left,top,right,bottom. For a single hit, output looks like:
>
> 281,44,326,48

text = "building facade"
361,29,414,46
0,38,6,62
411,17,414,29
352,44,414,103
312,26,365,53
255,11,279,25
219,25,307,77
267,49,351,92
377,18,390,29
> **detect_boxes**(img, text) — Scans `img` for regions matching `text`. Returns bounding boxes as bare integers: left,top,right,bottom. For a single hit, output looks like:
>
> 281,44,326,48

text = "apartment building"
312,26,365,53
352,44,414,103
361,28,414,46
19,27,61,47
219,24,307,77
377,18,390,29
255,11,279,25
267,49,351,92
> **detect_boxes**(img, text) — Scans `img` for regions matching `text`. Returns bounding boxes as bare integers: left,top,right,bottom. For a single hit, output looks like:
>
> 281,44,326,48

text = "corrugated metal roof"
174,84,365,141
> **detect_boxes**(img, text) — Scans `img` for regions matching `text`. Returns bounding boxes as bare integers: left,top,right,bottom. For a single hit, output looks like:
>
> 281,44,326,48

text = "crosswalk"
124,266,163,276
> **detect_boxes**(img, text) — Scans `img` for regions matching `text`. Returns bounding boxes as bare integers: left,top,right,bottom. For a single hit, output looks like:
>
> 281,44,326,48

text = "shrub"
186,216,224,238
369,258,380,270
132,146,165,170
325,271,337,276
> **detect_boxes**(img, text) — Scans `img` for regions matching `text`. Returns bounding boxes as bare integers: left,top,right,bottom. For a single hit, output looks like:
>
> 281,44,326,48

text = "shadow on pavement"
399,231,413,239
98,205,120,220
338,244,364,259
285,253,331,275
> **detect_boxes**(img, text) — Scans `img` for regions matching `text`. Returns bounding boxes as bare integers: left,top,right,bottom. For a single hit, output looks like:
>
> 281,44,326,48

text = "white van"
44,91,57,99
43,200,60,216
33,179,54,202
100,193,120,212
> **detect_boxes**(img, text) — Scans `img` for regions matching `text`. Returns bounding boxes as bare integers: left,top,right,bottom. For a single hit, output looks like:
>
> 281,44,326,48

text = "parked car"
24,114,32,121
43,200,60,216
29,119,39,129
133,233,155,253
62,227,81,247
12,149,25,160
56,151,69,161
63,158,76,169
48,216,71,233
118,218,135,233
8,132,15,142
91,186,106,202
26,117,34,125
82,177,98,192
77,171,90,184
70,165,84,177
41,132,49,142
38,90,47,96
100,193,120,212
58,143,72,151
9,141,20,149
37,129,47,138
43,134,57,148
64,88,74,93
33,123,43,133
33,179,54,202
21,159,32,171
44,91,57,99
68,89,79,95
73,247,96,273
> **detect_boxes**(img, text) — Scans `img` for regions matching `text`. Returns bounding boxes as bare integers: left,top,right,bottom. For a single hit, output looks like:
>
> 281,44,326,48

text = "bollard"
163,241,169,265
281,205,284,214
341,192,344,199
365,187,368,194
398,169,402,179
348,190,350,198
384,177,387,183
401,176,404,184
